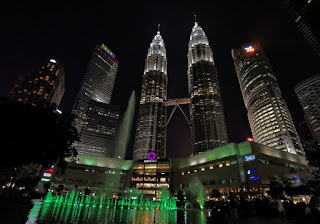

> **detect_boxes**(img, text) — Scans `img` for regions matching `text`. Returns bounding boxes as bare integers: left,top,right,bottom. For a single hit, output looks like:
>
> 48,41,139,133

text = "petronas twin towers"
133,22,228,160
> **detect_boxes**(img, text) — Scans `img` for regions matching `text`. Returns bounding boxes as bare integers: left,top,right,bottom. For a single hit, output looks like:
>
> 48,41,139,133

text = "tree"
267,173,315,198
0,99,79,175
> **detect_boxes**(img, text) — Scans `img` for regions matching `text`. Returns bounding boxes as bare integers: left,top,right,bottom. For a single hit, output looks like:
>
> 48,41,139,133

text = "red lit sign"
245,46,255,53
45,168,54,173
247,137,254,142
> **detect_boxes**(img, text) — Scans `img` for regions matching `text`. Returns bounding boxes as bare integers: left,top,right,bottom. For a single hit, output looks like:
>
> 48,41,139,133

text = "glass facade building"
72,44,119,157
187,22,228,155
134,31,167,160
75,100,119,157
295,74,320,142
232,44,304,155
12,58,65,107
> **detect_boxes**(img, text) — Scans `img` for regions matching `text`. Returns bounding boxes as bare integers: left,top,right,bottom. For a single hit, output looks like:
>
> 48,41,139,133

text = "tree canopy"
0,99,79,174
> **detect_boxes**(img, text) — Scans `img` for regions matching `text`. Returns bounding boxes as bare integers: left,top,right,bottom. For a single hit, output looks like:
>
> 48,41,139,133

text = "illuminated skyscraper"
134,30,167,160
72,44,119,157
188,22,228,155
295,74,320,142
232,44,304,155
12,58,65,107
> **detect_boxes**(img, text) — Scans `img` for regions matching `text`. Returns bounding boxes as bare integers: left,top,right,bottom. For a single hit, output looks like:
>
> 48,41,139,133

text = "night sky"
1,0,319,159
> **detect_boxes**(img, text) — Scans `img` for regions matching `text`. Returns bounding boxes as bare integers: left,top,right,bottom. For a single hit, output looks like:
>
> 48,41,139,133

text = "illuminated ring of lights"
147,152,156,160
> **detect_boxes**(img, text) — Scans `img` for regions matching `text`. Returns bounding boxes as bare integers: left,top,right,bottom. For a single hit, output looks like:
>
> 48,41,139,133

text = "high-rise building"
11,58,65,107
232,44,304,155
73,44,118,130
187,22,228,155
295,74,320,142
134,31,167,160
282,0,320,56
73,44,119,157
76,100,119,157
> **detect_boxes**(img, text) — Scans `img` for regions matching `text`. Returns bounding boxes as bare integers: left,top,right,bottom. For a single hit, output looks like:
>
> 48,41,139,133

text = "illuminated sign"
244,155,255,161
250,176,260,180
247,137,254,142
147,152,156,160
43,173,51,177
294,176,302,182
41,178,50,182
245,46,255,53
247,169,257,175
101,43,115,59
144,159,157,163
45,168,54,173
50,59,56,63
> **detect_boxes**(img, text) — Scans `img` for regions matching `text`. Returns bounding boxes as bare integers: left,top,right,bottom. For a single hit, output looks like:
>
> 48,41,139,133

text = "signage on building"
244,155,255,161
144,159,157,163
247,169,257,174
245,46,255,53
294,176,302,182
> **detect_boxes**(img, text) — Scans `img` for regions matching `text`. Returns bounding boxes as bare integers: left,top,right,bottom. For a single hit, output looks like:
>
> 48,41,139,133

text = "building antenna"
194,14,197,22
158,24,160,34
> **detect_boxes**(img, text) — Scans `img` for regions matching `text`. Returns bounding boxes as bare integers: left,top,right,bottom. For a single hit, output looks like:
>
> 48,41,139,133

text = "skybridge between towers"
164,97,190,127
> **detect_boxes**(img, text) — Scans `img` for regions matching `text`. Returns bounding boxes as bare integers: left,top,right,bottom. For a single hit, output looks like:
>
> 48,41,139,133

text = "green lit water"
33,202,210,224
27,191,211,223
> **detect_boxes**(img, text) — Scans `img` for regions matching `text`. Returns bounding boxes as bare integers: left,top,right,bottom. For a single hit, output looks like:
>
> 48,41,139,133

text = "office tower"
76,100,119,157
72,44,119,157
187,22,228,155
295,74,320,142
283,0,320,56
232,44,304,155
134,30,167,160
11,58,65,107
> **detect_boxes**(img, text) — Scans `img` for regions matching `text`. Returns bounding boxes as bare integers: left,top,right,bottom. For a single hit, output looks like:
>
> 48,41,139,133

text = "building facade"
295,74,320,142
50,155,132,195
75,100,119,157
171,141,312,196
134,31,167,160
72,44,119,158
48,142,313,200
131,159,170,200
232,44,304,155
12,58,65,107
187,22,228,155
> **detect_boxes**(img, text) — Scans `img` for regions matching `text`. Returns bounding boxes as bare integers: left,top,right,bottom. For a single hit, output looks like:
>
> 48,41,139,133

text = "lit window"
210,166,213,169
194,169,197,173
181,172,184,176
201,168,205,171
219,164,223,168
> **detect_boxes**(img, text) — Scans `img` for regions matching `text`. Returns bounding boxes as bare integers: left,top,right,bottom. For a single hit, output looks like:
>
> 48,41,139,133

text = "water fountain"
37,189,178,222
27,91,210,223
184,178,206,209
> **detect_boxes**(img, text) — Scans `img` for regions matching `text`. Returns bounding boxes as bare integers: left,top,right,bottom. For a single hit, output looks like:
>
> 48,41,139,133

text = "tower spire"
194,14,198,27
157,24,160,35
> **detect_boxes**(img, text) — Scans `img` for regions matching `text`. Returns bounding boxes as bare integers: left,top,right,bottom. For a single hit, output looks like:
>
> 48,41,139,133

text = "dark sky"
1,0,319,159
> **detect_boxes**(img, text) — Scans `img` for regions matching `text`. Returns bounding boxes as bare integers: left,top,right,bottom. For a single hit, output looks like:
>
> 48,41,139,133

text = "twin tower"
133,22,228,160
